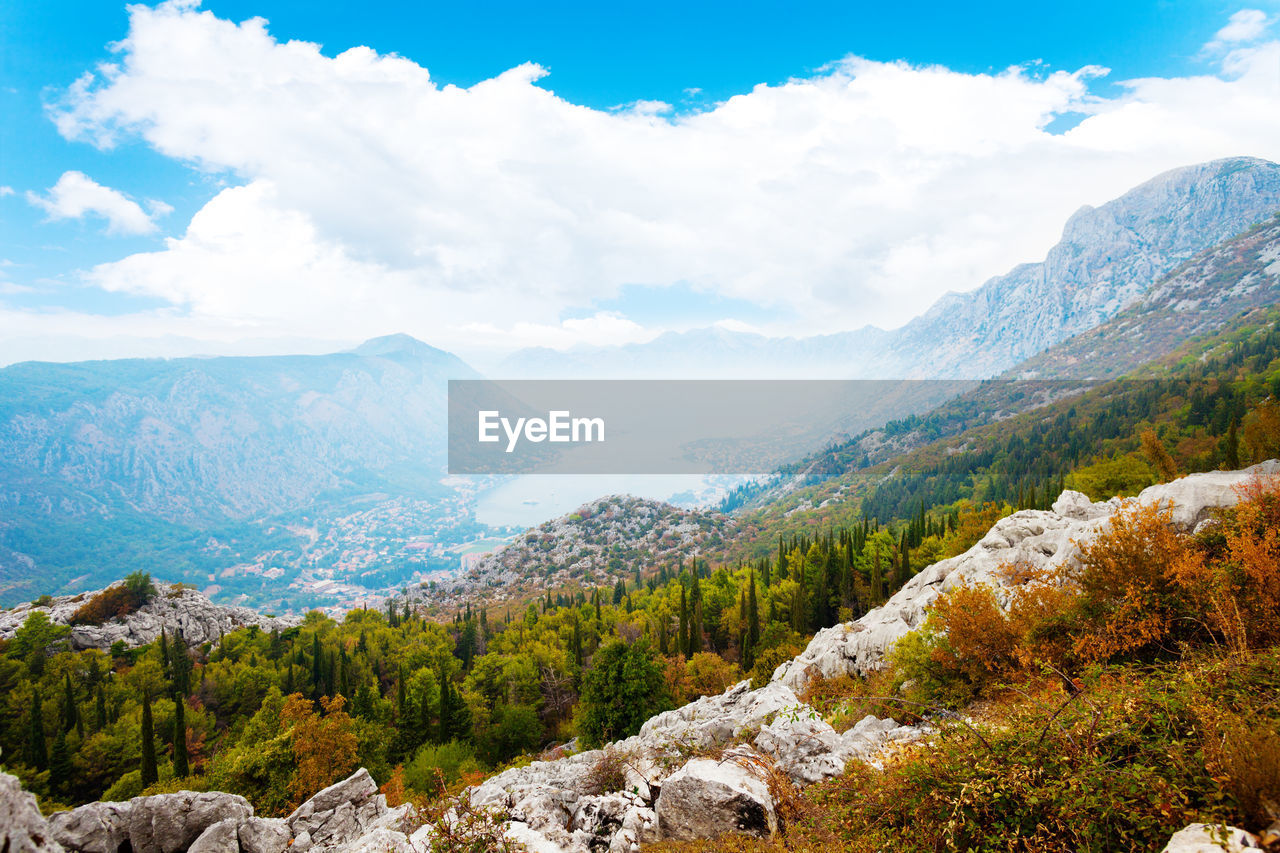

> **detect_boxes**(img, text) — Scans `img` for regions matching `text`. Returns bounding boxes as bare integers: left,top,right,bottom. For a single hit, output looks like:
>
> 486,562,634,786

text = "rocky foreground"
5,461,1278,853
0,582,299,651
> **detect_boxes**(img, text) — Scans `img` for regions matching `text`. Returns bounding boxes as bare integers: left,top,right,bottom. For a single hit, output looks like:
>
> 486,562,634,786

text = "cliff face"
500,157,1280,380
0,582,298,650
881,157,1280,378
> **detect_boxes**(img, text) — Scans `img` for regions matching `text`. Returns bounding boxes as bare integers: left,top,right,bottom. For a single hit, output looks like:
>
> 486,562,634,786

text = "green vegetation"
650,472,1280,852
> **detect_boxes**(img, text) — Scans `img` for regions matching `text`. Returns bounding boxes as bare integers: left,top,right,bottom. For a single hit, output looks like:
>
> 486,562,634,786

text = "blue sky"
1,0,1278,364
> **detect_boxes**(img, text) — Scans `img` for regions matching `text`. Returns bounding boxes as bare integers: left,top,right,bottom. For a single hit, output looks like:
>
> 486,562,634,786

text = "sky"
2,1,1280,366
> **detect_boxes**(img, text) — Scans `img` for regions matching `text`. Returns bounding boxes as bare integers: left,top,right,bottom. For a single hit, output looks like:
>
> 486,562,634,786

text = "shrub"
583,747,630,795
413,790,524,853
1068,499,1190,661
404,740,480,793
1170,473,1280,653
70,572,157,626
1066,455,1154,500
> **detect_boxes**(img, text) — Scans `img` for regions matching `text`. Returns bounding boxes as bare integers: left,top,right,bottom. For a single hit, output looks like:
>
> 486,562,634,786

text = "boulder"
49,801,132,853
286,769,388,851
1161,823,1261,852
237,818,291,853
639,679,803,748
654,749,776,842
753,713,847,785
571,792,657,852
0,772,63,853
126,791,252,853
187,820,241,853
329,828,413,853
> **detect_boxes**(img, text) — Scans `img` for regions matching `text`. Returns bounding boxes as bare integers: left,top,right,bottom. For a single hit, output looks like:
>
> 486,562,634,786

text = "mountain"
719,205,1280,515
885,156,1280,378
0,335,479,605
502,157,1280,379
1009,211,1280,379
434,494,734,609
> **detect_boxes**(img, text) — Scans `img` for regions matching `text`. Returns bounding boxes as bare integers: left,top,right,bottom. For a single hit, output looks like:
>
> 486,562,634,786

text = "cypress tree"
747,570,760,652
27,689,47,770
159,627,171,671
678,586,688,658
140,696,158,787
95,686,108,732
171,633,193,696
311,632,323,697
50,730,72,797
173,698,189,778
870,545,884,604
62,672,77,733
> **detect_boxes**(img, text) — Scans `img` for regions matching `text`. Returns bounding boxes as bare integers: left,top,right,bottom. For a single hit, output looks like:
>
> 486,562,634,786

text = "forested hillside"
725,305,1280,559
4,305,1280,830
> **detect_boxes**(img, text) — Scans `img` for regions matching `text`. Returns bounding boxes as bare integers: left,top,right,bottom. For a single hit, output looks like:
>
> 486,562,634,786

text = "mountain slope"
502,157,1280,379
1010,211,1280,378
0,334,479,605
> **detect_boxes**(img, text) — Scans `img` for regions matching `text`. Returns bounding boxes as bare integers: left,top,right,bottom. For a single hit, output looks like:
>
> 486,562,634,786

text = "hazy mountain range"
2,155,1279,608
501,157,1280,378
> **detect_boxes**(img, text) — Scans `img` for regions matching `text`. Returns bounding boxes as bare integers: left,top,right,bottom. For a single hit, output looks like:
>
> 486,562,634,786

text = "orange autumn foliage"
1068,499,1190,662
1171,473,1280,654
281,693,359,805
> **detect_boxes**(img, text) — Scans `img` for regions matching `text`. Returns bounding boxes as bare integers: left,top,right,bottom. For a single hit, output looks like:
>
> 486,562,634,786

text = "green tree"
140,696,158,787
173,698,189,778
50,729,72,798
26,688,47,770
579,640,670,747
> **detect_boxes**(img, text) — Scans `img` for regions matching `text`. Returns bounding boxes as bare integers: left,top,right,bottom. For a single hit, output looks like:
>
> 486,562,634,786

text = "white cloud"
42,2,1280,358
27,171,161,235
1210,9,1269,48
0,186,14,197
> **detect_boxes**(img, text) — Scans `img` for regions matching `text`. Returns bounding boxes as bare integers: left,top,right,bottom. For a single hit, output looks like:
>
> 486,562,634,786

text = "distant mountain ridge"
0,335,479,605
0,333,474,523
502,157,1280,379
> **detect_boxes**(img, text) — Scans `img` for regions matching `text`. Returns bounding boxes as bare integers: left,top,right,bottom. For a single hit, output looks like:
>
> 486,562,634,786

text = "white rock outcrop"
1161,823,1261,852
46,770,404,853
1,772,64,853
654,748,777,841
774,460,1280,691
0,582,298,651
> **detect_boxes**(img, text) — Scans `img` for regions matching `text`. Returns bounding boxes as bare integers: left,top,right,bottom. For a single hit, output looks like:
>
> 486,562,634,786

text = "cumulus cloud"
42,1,1280,357
1210,9,1270,48
27,171,163,235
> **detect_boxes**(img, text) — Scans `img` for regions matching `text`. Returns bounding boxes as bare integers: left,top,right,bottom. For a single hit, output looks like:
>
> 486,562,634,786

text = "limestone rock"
774,461,1280,690
0,582,298,651
329,828,413,853
126,791,252,853
286,769,387,851
753,713,847,785
187,820,241,853
48,801,132,853
0,772,63,853
654,749,776,842
1161,823,1261,852
237,818,291,853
